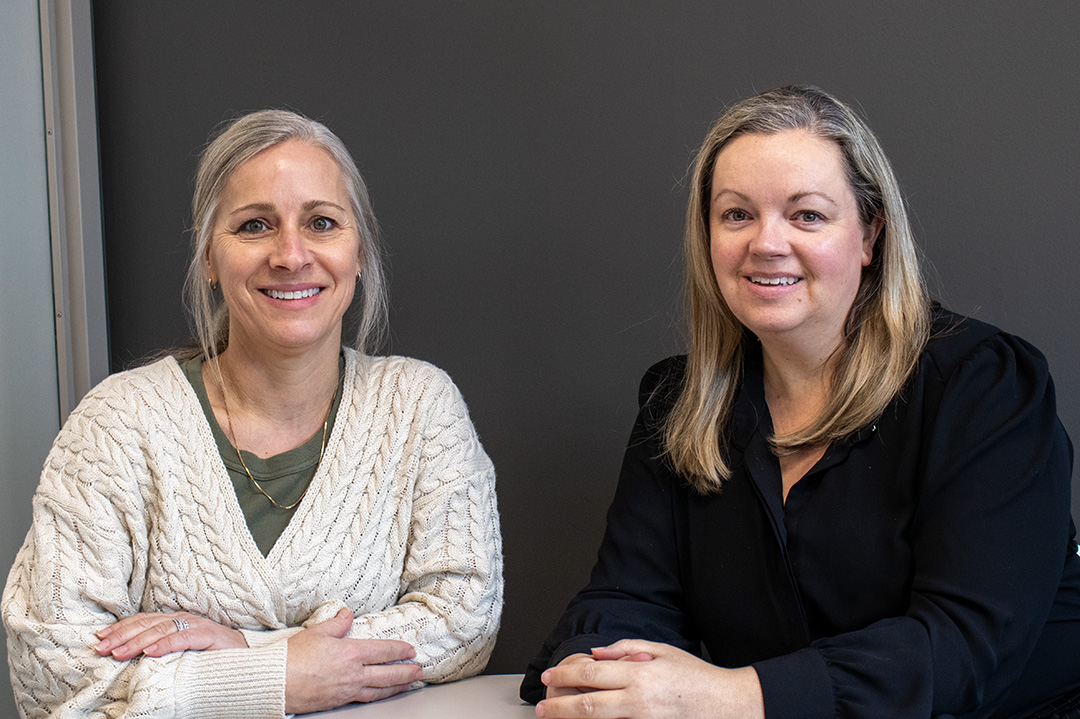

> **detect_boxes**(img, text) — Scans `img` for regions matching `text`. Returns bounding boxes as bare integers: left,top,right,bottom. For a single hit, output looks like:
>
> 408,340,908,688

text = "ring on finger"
172,618,189,633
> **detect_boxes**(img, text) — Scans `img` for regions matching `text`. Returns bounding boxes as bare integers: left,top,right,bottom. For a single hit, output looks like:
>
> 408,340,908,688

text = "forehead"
711,130,851,197
224,140,349,201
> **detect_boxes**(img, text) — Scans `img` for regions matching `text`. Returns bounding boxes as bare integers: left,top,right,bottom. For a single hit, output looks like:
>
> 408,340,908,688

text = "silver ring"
172,618,189,633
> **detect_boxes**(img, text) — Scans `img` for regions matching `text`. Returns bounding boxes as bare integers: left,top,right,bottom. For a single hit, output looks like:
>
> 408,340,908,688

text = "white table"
310,674,535,718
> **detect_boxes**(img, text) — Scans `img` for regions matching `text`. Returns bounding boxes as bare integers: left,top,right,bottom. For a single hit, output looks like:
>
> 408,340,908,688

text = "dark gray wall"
90,2,1080,678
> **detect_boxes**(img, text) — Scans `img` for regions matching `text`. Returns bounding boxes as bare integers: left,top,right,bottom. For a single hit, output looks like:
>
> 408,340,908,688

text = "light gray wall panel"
0,2,62,716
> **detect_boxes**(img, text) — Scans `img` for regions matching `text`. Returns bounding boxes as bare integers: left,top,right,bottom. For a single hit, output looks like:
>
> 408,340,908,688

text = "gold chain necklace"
218,367,336,511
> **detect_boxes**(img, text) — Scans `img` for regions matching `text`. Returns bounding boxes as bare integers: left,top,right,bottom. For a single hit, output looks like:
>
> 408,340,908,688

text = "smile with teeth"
263,287,322,300
749,276,800,286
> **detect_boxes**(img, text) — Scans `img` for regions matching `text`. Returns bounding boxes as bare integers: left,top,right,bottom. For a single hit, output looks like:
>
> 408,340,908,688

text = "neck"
220,345,338,416
204,343,341,458
759,336,844,436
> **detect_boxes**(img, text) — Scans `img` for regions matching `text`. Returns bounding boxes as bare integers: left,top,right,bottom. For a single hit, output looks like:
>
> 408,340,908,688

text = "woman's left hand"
94,612,248,661
537,639,764,719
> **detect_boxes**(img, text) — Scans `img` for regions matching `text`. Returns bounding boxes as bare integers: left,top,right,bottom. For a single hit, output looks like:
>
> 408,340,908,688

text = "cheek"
341,250,362,278
210,246,250,284
328,245,362,286
709,237,740,280
344,233,363,273
821,230,870,277
828,245,869,299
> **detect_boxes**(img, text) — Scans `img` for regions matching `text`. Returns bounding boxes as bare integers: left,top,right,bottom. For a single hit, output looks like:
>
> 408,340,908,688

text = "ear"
861,212,884,267
204,248,218,286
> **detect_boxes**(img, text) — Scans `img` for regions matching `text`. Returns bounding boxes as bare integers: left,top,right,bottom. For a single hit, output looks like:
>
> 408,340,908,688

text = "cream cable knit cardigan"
3,350,503,718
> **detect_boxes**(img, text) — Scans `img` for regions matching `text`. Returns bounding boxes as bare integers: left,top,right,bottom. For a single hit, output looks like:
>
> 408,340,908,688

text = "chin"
734,310,806,336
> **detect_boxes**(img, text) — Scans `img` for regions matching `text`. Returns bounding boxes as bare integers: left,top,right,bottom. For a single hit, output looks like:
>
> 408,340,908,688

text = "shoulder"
920,306,1051,385
639,355,687,406
68,357,189,424
633,355,688,434
344,349,459,395
42,357,191,499
81,356,183,396
341,349,470,423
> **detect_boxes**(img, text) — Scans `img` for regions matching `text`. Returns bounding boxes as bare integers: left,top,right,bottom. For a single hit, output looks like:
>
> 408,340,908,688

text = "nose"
269,225,312,271
748,216,790,258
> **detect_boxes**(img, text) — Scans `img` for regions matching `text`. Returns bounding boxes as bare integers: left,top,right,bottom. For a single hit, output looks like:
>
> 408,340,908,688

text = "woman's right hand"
537,640,763,719
544,653,605,700
285,607,423,714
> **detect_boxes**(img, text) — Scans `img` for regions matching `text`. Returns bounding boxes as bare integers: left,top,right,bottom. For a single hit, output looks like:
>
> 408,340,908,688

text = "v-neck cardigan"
522,309,1080,718
3,349,503,718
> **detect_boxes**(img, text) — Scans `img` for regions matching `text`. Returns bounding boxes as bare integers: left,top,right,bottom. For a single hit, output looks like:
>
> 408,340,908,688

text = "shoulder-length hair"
665,85,930,493
181,109,388,362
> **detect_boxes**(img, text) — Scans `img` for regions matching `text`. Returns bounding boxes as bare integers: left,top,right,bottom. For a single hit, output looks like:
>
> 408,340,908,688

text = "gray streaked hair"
183,109,387,361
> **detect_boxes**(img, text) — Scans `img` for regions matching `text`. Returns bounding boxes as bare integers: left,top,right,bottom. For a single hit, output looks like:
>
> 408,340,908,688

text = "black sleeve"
521,358,697,704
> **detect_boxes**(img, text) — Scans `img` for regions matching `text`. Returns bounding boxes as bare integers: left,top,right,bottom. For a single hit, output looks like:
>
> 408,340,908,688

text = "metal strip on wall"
39,0,109,418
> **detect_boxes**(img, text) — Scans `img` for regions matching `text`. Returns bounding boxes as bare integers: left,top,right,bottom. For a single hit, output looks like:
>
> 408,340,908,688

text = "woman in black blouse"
522,86,1080,719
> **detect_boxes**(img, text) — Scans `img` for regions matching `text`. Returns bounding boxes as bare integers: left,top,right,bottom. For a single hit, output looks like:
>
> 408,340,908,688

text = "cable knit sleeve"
342,361,504,683
2,370,287,719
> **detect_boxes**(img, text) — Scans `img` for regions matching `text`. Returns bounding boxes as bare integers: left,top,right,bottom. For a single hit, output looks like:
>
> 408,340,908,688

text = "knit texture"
3,350,503,718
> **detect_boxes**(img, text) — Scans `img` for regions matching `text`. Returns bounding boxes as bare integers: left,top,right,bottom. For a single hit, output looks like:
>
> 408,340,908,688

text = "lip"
739,274,804,300
744,273,802,287
259,283,326,302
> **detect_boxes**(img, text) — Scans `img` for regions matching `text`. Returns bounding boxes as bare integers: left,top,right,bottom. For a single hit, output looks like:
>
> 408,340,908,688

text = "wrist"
717,666,764,719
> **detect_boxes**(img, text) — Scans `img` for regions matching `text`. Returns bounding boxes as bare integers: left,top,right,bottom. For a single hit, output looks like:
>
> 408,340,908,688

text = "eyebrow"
711,188,749,205
227,199,349,218
789,191,839,207
710,189,840,207
303,199,349,214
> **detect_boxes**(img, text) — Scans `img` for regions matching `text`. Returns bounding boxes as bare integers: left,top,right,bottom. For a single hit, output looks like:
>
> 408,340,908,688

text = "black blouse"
522,309,1080,718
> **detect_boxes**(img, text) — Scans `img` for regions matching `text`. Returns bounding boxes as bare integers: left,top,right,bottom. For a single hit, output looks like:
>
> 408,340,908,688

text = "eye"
794,210,824,223
238,218,270,234
720,208,751,223
310,216,336,232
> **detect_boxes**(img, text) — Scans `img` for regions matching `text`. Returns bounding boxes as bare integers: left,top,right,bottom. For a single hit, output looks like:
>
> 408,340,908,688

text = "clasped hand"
537,639,764,719
285,607,422,712
95,610,248,660
95,606,422,713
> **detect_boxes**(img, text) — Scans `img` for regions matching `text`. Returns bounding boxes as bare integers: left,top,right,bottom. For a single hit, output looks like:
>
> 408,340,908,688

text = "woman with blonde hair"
4,109,503,717
523,86,1080,718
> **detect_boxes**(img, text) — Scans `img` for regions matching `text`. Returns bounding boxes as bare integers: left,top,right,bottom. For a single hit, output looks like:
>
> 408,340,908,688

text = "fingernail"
540,670,550,684
145,643,158,654
536,702,546,718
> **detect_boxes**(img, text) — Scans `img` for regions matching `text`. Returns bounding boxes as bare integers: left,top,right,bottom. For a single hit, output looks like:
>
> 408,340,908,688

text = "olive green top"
181,356,344,557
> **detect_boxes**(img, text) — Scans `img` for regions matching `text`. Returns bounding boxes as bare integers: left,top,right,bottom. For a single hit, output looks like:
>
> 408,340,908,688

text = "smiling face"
207,139,361,360
708,129,880,358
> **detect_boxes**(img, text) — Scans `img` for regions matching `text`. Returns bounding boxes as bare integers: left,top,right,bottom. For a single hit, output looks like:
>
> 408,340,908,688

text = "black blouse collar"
727,339,878,461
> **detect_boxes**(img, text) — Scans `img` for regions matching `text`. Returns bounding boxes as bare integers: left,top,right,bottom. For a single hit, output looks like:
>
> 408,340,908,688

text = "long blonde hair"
665,86,930,493
181,109,388,362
